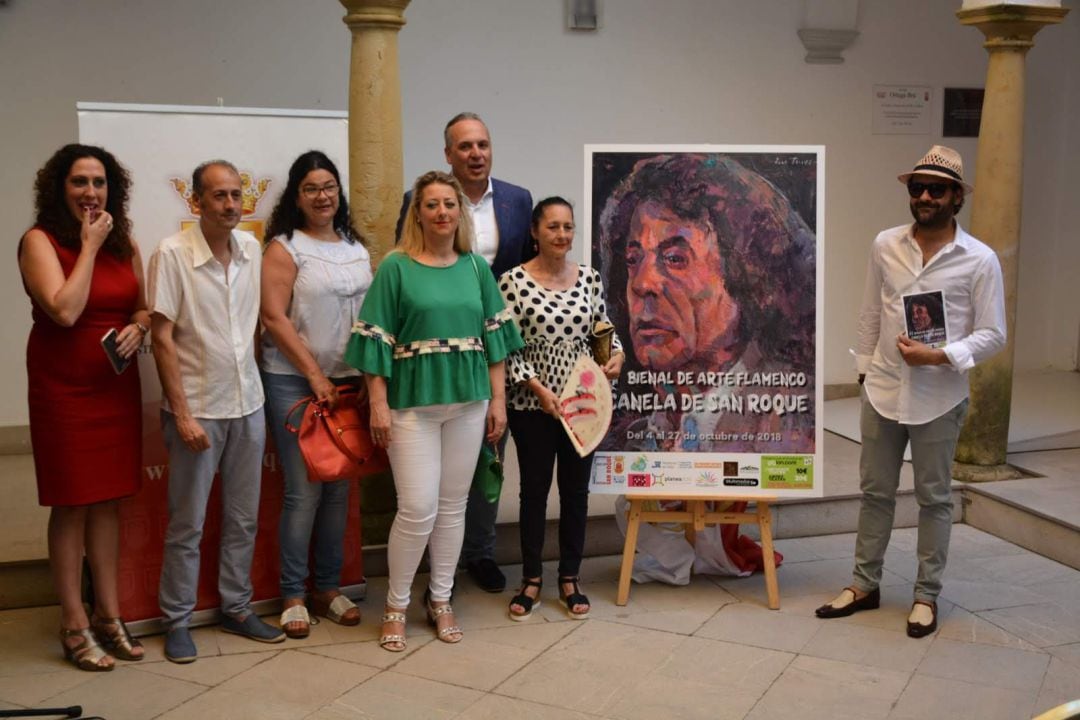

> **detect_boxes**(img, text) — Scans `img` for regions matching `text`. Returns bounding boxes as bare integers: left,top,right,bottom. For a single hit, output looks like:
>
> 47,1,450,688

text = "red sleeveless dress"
24,230,142,506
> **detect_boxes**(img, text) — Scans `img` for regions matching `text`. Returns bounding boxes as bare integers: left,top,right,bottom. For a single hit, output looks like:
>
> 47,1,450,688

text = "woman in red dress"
18,145,149,671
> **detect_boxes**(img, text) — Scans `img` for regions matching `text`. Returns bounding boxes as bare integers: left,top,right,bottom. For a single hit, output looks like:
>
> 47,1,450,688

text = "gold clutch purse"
589,321,615,365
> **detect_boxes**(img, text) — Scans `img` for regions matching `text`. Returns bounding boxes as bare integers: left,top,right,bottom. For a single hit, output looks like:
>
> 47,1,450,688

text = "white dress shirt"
148,224,264,419
465,177,499,266
855,222,1006,425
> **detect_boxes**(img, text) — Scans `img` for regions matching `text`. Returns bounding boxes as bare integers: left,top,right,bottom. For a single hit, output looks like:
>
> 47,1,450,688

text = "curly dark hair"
264,151,364,245
33,144,134,259
905,293,945,329
598,153,816,371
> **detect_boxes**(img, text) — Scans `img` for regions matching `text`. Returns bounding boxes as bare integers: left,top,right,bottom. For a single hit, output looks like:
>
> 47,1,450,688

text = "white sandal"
279,604,311,639
379,610,407,652
426,598,462,643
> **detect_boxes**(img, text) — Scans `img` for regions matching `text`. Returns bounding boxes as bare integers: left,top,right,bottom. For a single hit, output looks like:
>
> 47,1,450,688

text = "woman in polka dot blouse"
499,196,624,621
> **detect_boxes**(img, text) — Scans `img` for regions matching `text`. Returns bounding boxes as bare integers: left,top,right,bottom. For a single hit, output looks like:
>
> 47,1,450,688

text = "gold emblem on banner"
170,172,272,241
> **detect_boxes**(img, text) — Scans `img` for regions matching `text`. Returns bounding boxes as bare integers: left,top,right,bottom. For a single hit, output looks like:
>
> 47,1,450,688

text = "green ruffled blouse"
345,251,524,409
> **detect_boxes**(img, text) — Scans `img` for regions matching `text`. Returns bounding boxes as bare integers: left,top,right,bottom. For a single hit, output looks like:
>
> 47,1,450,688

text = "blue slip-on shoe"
164,627,197,664
220,613,286,644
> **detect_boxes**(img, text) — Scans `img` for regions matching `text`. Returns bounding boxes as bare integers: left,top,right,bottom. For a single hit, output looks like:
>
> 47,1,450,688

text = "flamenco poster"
585,145,824,498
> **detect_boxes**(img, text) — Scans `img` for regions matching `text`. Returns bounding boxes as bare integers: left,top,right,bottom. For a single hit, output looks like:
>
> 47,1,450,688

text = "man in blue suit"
395,112,534,592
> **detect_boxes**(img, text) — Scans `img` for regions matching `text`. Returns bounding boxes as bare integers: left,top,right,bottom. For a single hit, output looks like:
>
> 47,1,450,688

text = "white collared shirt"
148,223,264,419
465,177,499,266
855,222,1006,425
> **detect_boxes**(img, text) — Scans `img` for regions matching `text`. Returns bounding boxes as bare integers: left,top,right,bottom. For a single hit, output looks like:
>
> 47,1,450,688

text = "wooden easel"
616,493,780,609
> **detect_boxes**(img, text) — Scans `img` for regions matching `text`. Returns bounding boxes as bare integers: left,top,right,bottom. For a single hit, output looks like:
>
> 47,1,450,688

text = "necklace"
417,251,457,267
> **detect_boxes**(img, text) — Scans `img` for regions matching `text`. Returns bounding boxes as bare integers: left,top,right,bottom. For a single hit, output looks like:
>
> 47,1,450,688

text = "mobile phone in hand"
101,328,132,374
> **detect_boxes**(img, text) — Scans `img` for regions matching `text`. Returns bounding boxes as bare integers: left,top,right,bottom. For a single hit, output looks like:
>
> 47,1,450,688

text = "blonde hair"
398,170,474,257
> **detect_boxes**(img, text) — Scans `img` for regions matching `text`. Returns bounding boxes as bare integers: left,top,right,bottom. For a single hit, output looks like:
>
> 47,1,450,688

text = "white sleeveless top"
260,230,373,379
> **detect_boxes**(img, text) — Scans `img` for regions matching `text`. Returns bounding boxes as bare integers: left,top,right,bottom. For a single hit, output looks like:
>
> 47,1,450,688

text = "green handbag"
473,442,503,504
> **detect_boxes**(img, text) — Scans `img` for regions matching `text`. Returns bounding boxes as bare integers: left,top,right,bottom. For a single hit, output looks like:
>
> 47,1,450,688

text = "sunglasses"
907,181,952,199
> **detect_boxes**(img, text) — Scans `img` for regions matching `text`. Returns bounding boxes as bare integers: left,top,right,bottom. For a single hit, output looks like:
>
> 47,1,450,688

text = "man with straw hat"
816,145,1006,638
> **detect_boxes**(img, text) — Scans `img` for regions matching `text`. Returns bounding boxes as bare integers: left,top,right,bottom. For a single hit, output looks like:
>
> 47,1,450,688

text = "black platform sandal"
508,578,542,622
558,576,590,620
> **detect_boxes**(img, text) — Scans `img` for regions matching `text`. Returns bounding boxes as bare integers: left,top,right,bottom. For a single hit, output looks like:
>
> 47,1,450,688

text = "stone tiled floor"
2,525,1078,720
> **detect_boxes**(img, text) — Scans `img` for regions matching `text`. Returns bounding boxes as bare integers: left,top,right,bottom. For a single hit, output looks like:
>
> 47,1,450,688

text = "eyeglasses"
300,183,339,199
907,181,952,199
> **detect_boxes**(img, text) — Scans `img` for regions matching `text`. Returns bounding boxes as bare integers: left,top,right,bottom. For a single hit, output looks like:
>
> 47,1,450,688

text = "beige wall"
0,0,1076,426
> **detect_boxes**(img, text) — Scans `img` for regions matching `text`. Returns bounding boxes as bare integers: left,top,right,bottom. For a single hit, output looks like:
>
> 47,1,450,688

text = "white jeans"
385,400,488,608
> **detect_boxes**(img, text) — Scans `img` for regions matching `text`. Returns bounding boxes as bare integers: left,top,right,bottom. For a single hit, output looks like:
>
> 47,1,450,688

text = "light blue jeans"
263,371,357,599
158,409,265,628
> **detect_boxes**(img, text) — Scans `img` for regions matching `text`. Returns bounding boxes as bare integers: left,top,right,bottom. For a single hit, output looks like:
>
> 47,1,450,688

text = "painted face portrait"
626,200,740,371
911,302,933,332
593,150,818,456
598,152,817,377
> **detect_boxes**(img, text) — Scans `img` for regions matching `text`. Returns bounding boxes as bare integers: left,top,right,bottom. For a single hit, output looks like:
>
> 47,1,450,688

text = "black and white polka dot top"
498,264,622,411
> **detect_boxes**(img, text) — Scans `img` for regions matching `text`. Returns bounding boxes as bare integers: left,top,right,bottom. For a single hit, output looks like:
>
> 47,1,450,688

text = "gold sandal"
60,627,114,672
90,616,144,661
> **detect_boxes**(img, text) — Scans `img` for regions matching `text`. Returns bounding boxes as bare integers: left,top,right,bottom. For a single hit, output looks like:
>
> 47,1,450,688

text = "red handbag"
285,385,374,482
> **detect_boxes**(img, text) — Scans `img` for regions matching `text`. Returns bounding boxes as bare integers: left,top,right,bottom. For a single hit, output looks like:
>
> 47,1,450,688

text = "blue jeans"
263,371,357,599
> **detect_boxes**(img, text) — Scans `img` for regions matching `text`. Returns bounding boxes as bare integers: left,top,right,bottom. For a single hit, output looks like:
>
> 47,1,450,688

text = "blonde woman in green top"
346,171,524,652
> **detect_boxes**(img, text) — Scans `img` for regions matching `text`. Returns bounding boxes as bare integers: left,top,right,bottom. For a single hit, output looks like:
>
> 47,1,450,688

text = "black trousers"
508,408,592,579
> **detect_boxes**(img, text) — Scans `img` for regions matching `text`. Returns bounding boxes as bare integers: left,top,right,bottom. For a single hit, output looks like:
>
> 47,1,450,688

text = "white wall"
0,0,1076,426
1019,22,1080,370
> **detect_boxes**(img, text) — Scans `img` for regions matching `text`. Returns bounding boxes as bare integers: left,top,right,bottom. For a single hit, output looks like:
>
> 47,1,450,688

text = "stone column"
953,3,1068,477
340,0,411,266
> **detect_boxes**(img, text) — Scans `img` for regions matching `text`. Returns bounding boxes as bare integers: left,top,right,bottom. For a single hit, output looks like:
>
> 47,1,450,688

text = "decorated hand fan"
558,354,613,457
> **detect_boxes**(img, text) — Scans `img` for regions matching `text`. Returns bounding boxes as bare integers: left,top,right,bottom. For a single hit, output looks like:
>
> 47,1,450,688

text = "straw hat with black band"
898,145,974,194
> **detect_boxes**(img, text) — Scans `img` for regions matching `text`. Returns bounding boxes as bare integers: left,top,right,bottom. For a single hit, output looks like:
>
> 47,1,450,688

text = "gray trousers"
158,409,266,629
853,391,968,603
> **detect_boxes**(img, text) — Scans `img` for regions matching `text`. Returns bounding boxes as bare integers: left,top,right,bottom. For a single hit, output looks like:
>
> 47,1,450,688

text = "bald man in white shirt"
816,146,1005,638
150,160,285,663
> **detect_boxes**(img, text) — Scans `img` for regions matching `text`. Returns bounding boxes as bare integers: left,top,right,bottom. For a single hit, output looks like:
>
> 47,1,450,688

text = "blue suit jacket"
395,177,535,278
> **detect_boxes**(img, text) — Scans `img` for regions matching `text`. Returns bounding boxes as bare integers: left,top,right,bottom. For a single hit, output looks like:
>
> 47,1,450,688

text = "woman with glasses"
260,151,372,638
